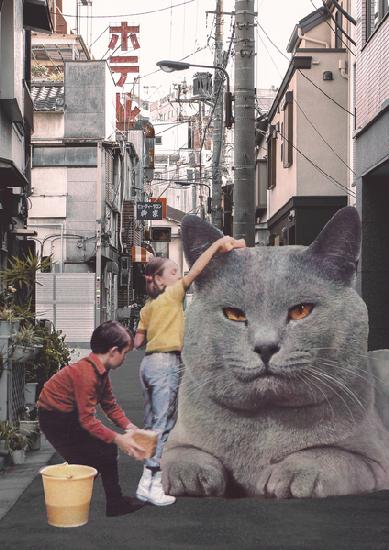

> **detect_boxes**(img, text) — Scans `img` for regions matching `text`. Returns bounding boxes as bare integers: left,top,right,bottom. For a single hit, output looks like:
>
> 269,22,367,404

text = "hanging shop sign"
136,202,163,220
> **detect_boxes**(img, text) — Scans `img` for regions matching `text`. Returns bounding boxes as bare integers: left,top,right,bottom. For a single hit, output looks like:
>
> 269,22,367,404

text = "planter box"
0,320,12,338
24,382,38,404
28,431,41,451
10,448,26,465
0,439,8,455
19,420,39,435
11,344,36,363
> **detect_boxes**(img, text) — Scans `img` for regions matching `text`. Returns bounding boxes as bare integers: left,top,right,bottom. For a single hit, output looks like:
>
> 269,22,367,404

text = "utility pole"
211,0,224,230
95,143,102,326
233,0,256,246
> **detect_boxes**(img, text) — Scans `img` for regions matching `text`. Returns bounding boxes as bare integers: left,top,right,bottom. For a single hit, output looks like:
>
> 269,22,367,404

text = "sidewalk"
0,435,54,521
0,347,89,521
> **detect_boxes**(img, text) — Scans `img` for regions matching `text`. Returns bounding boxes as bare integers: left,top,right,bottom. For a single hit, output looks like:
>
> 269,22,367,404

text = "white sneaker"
147,472,176,506
135,467,153,501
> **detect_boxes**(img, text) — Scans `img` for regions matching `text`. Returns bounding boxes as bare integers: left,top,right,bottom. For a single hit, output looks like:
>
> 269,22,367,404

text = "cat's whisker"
304,370,356,424
316,360,375,385
317,358,382,385
308,366,366,412
298,371,337,422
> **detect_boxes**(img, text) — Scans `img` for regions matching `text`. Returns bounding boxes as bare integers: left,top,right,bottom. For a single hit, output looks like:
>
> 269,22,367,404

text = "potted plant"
0,308,16,338
18,408,41,452
11,325,43,364
0,421,12,455
25,326,72,398
6,427,28,464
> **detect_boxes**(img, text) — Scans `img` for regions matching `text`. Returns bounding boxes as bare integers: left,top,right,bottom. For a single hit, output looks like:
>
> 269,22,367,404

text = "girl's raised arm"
183,236,245,289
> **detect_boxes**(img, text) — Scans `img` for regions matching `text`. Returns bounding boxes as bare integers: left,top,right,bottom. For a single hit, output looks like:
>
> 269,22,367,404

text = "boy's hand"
213,236,246,254
114,431,146,461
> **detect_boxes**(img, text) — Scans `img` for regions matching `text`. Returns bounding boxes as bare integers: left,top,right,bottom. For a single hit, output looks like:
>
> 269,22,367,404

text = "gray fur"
161,207,389,499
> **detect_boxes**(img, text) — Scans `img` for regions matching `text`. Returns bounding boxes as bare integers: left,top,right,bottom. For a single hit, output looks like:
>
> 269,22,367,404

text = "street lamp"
174,180,212,215
156,60,233,129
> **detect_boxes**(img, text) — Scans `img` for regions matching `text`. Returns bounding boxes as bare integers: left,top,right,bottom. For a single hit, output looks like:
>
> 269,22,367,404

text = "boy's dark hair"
90,321,133,353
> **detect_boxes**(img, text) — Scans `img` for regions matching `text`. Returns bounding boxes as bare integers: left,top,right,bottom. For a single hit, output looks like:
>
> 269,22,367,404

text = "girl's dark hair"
144,257,169,299
90,320,133,353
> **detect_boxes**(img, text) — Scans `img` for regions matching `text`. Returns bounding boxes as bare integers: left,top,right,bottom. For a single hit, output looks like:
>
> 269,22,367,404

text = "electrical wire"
292,98,356,175
260,128,356,198
90,25,109,48
297,70,355,117
255,19,355,117
256,24,355,175
140,43,209,80
310,0,356,54
54,0,196,19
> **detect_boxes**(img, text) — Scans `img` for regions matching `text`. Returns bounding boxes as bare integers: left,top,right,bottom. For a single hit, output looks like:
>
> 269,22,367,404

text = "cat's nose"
254,343,280,364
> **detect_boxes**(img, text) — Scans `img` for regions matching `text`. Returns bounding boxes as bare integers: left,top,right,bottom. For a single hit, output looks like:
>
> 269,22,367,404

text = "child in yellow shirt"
134,234,245,506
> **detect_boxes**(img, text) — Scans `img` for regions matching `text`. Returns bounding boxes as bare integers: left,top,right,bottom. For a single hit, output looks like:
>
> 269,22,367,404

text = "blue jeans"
139,352,181,469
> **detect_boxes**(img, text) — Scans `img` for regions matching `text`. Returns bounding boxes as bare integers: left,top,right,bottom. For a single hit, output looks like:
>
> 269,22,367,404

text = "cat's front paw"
161,447,227,497
257,456,342,499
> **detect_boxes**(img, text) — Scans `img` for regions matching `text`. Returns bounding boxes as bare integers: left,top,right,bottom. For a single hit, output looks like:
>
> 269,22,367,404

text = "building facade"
355,0,389,349
29,61,140,342
0,0,52,271
256,5,351,246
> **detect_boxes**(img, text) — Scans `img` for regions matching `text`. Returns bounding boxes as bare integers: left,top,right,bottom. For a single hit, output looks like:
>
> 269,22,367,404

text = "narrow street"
0,350,388,550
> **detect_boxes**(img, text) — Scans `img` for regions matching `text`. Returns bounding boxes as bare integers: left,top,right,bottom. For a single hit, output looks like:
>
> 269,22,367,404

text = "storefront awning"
131,246,153,263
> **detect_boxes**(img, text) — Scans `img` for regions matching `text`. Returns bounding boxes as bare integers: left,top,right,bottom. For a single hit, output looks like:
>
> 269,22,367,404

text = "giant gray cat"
161,207,389,499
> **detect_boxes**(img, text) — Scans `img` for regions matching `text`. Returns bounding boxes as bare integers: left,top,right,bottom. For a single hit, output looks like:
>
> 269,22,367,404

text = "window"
282,91,293,168
155,136,162,145
267,126,277,189
366,0,389,38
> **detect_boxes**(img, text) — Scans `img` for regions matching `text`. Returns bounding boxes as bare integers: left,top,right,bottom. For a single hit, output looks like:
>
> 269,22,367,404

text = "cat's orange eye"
223,307,247,322
288,303,314,321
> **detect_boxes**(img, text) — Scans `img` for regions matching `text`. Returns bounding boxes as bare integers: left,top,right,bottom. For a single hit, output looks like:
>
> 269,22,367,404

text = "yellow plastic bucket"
40,463,98,528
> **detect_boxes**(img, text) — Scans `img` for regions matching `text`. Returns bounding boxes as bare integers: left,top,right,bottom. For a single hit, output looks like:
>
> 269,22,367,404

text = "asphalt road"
1,350,389,550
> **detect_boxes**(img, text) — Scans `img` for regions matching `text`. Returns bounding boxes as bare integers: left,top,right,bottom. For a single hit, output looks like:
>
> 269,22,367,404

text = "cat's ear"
305,206,361,285
181,214,223,267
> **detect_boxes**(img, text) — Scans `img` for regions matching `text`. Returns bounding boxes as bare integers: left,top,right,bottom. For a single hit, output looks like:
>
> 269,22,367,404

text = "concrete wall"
296,51,348,198
355,109,389,350
300,19,332,49
267,72,298,220
34,112,65,139
64,61,115,139
0,0,25,171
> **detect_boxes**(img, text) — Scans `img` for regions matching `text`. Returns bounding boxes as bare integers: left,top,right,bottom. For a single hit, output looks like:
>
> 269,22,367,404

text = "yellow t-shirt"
137,279,186,353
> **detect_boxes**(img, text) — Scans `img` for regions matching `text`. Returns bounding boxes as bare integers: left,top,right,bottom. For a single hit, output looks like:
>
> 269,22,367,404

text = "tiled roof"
31,83,65,111
167,206,186,223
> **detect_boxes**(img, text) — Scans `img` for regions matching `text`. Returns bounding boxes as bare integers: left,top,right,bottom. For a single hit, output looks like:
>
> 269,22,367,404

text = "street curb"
0,436,55,521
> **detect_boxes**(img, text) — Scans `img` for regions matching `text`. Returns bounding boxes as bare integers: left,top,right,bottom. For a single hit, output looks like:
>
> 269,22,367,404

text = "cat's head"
181,207,369,412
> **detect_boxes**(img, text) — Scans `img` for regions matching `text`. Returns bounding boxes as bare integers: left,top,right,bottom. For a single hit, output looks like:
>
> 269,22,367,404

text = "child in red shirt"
38,321,145,517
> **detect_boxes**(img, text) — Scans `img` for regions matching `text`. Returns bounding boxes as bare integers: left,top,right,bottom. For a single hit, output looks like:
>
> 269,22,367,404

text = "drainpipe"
28,223,64,272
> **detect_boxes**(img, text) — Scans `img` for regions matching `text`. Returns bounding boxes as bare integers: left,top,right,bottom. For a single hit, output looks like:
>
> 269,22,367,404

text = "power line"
312,0,356,54
256,19,355,117
297,70,355,117
90,25,109,47
54,0,196,19
292,98,355,175
275,130,355,198
256,25,355,175
140,43,209,80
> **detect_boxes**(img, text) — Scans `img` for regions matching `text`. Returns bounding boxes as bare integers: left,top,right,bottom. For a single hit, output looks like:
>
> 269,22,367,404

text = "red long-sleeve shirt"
37,353,135,443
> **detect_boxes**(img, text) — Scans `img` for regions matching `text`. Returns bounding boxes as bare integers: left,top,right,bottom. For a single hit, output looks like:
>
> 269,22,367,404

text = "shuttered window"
282,91,293,168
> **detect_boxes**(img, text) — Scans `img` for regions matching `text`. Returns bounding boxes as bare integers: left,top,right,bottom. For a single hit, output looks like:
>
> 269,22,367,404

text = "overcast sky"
61,0,317,96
